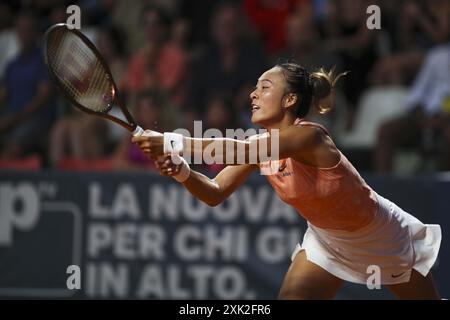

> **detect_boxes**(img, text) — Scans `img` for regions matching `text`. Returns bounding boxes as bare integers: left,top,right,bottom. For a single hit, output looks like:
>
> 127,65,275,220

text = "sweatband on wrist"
171,155,190,183
164,132,185,154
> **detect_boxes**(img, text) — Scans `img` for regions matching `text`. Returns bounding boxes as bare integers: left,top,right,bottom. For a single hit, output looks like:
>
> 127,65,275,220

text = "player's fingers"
161,168,173,176
139,141,152,149
131,136,148,144
173,165,181,174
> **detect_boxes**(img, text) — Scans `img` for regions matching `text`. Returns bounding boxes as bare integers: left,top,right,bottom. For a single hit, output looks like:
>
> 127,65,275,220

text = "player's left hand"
154,155,183,176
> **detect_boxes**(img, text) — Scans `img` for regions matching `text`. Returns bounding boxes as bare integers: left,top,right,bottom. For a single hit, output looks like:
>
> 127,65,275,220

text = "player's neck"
265,113,296,132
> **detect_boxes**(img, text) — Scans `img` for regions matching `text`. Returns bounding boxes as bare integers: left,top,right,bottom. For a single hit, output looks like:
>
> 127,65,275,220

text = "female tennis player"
132,63,442,299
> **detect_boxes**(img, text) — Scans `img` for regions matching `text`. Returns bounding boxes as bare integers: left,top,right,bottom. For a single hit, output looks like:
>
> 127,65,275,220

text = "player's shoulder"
294,121,330,140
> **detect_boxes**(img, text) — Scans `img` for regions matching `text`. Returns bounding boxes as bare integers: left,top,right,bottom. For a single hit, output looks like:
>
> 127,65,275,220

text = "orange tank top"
260,119,378,231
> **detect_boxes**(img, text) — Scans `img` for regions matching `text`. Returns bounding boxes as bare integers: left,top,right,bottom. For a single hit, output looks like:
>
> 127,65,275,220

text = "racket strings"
46,27,114,113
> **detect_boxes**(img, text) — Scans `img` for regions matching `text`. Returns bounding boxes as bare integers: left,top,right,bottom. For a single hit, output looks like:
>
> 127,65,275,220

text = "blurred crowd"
0,0,449,174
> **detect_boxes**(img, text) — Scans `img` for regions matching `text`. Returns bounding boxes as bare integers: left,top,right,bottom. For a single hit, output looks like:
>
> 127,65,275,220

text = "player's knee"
278,288,307,300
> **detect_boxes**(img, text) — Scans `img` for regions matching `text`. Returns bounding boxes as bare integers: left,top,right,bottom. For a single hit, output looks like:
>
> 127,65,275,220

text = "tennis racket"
43,23,149,137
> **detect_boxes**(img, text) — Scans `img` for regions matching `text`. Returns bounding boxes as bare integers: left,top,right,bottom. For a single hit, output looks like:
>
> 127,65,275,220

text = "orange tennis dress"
259,119,441,285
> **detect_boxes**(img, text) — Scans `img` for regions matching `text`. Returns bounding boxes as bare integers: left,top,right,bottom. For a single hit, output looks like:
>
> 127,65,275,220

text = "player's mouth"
251,104,260,113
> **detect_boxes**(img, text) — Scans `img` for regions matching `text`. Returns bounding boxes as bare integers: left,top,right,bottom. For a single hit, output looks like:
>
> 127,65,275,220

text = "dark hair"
276,63,348,117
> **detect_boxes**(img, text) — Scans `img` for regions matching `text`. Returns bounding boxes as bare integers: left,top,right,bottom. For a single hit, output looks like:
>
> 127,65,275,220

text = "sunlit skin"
249,67,298,131
131,66,339,169
130,65,441,299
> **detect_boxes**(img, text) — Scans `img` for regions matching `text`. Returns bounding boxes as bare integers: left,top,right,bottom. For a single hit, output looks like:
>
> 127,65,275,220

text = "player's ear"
283,93,298,109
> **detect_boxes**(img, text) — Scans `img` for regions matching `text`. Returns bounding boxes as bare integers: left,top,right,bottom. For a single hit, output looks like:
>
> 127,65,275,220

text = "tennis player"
132,63,442,299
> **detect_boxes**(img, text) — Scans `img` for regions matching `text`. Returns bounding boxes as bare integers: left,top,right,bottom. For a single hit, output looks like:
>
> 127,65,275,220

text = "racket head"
44,23,136,131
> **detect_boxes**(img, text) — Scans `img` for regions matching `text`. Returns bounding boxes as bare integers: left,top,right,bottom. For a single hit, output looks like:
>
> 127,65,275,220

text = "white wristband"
164,132,184,154
171,155,190,183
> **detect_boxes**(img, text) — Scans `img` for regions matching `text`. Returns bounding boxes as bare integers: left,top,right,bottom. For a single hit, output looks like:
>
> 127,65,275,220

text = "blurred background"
0,0,449,300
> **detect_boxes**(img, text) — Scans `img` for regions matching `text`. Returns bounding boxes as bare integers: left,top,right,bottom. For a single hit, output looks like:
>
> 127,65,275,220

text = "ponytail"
310,67,348,115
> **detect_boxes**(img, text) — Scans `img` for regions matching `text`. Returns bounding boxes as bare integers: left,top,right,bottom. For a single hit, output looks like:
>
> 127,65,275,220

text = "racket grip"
132,126,145,137
132,125,162,138
132,125,164,161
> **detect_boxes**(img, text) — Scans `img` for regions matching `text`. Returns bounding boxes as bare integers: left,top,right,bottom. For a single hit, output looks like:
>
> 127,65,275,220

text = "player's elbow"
203,191,226,207
204,197,224,207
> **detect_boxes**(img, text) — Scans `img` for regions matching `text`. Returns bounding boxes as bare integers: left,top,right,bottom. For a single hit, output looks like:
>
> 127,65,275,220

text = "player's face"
250,67,288,128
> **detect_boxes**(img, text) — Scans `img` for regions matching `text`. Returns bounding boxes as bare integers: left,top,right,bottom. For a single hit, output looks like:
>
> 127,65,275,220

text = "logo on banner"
0,182,82,298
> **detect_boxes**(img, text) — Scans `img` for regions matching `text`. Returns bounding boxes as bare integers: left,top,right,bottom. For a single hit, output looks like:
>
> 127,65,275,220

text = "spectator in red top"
243,0,309,54
123,5,187,106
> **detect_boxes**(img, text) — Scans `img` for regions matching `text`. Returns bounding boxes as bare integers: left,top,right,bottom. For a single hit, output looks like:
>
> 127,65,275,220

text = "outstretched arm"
155,156,257,207
132,125,322,165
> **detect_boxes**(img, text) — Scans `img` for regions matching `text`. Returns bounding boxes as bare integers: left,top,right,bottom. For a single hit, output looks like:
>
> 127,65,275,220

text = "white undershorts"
291,192,442,285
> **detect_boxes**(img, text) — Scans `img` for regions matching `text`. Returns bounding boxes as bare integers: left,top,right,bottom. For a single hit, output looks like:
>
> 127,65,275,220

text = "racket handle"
132,125,162,138
133,125,161,138
132,126,145,137
132,125,165,161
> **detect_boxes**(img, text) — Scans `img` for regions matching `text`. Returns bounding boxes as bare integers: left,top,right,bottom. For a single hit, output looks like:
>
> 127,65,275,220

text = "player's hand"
154,155,183,177
132,132,164,158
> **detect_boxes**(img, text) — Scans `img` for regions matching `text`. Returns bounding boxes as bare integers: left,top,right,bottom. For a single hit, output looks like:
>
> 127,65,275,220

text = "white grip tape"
164,132,184,154
132,126,163,138
132,126,145,137
171,154,190,183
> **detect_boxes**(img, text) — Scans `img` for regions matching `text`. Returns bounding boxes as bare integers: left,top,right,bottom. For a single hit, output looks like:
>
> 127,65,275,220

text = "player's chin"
251,113,260,125
251,112,266,126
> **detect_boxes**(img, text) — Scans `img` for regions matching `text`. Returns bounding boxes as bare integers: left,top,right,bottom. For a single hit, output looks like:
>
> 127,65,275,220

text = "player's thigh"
385,270,440,300
278,250,343,300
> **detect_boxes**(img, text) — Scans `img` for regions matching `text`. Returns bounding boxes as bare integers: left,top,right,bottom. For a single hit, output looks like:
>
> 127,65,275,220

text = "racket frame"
43,23,138,132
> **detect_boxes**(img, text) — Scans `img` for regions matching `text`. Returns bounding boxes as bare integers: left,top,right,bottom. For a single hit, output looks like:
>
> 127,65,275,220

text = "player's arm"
183,125,321,164
133,125,321,164
156,156,257,207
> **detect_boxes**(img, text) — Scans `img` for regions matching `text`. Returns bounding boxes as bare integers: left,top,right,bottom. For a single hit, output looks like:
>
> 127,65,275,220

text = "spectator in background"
279,11,340,72
97,24,129,144
399,0,450,50
49,24,127,168
112,90,167,171
371,0,450,87
186,2,266,119
323,0,378,130
178,0,220,48
201,94,237,173
375,43,450,173
0,11,54,161
0,2,18,77
123,5,187,106
243,0,309,55
48,109,109,169
277,11,344,135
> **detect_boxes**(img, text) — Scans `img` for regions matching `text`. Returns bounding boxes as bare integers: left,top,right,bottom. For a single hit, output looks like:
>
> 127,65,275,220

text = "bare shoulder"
286,124,339,166
280,124,325,147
